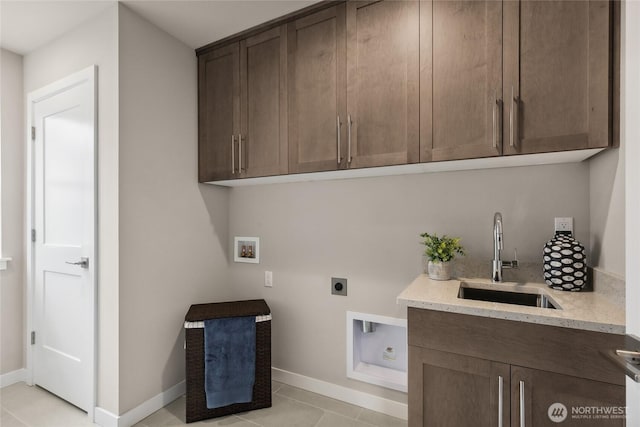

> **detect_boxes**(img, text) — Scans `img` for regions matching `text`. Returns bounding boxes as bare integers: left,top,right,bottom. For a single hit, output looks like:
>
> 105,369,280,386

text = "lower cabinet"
408,308,625,427
512,366,625,427
409,347,509,426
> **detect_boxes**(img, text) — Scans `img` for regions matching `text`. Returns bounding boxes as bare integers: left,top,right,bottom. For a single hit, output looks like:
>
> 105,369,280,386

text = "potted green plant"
420,233,465,280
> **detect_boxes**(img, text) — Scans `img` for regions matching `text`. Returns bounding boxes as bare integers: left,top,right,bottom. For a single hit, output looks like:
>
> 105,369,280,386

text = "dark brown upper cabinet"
239,26,288,178
421,0,503,162
198,26,287,182
503,0,612,155
346,0,420,169
287,5,347,174
198,0,617,182
198,43,240,182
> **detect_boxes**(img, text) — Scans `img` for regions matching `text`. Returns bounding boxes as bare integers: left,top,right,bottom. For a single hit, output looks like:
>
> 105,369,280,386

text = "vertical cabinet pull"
239,134,242,172
519,380,526,427
510,86,518,148
231,135,236,174
347,114,353,165
492,93,498,149
498,375,504,427
337,116,343,165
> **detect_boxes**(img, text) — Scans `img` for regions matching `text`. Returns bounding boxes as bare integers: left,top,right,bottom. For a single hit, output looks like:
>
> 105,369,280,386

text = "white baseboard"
94,407,119,427
92,369,407,426
94,381,185,427
272,367,408,420
0,369,27,388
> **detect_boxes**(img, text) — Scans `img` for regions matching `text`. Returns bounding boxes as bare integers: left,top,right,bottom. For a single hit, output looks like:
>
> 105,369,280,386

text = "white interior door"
30,66,96,412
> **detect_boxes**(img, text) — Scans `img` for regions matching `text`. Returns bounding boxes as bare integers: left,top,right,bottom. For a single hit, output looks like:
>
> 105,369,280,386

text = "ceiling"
0,0,317,56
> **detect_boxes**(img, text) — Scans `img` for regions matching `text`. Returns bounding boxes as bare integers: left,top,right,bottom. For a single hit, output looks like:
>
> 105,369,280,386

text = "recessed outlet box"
554,217,574,233
331,277,347,296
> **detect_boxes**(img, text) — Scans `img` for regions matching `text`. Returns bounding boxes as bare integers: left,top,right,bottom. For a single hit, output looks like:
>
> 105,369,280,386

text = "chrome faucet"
492,212,518,282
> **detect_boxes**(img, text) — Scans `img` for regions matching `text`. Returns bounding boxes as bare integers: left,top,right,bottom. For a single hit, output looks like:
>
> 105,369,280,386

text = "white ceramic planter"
427,260,452,281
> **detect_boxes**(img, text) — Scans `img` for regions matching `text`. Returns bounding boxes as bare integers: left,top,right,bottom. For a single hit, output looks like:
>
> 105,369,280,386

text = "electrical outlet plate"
554,217,574,233
331,277,347,296
264,271,273,287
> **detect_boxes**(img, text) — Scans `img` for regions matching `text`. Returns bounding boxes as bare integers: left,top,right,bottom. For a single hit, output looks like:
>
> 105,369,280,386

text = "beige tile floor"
1,382,407,427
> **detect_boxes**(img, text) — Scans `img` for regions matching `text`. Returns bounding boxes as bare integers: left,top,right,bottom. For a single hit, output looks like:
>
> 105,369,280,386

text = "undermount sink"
457,281,560,309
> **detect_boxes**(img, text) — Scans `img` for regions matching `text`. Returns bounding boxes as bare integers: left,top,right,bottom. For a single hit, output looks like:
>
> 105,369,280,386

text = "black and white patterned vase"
543,232,587,291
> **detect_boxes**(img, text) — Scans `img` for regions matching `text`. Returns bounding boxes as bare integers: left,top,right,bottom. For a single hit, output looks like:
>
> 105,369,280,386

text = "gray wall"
23,6,120,412
589,142,625,278
117,4,231,414
0,48,25,376
228,163,591,402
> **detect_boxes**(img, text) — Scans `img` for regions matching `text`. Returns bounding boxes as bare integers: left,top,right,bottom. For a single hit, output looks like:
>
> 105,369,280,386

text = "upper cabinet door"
198,43,240,182
346,0,420,169
240,26,288,178
421,1,503,162
288,5,347,174
504,0,611,155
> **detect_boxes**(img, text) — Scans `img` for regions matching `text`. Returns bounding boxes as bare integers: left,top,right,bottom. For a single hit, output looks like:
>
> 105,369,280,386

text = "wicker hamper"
184,299,272,423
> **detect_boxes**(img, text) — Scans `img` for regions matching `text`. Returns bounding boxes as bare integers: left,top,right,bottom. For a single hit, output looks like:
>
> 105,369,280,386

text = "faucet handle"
501,249,519,270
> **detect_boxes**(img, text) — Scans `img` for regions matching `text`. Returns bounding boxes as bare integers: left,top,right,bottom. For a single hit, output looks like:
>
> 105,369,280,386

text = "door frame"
25,65,98,420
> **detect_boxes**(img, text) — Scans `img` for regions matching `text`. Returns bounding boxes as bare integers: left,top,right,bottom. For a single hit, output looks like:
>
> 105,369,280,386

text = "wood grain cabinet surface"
198,26,287,182
240,26,288,178
503,0,612,155
287,5,347,173
408,308,625,427
512,366,625,427
197,0,617,182
410,346,510,427
287,0,420,173
421,0,503,162
198,43,239,182
345,0,420,169
421,0,614,162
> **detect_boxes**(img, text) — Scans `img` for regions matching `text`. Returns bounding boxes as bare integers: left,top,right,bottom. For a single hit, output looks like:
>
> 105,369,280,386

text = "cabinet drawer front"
408,308,625,386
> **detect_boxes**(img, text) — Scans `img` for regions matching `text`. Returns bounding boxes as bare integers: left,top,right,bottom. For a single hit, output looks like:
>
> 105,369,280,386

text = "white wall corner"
272,367,408,420
0,369,27,388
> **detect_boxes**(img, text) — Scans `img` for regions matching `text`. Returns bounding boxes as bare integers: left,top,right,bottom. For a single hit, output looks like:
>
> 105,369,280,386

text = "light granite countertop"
397,275,625,334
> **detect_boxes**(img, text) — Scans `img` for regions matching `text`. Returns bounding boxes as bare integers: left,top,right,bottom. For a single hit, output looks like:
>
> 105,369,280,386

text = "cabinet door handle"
498,375,504,427
510,86,518,148
239,134,244,173
337,116,343,165
231,134,236,174
347,114,352,165
519,380,526,427
492,93,498,149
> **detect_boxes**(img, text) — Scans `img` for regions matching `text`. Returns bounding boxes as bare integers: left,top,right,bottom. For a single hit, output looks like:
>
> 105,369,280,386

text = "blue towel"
204,316,256,409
